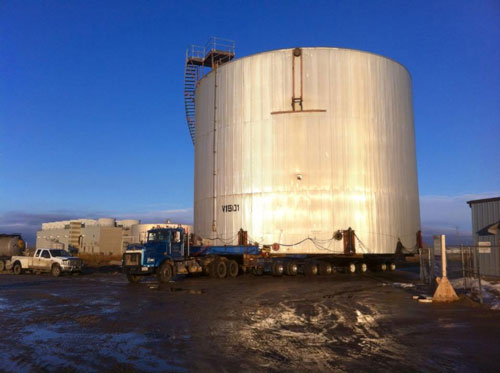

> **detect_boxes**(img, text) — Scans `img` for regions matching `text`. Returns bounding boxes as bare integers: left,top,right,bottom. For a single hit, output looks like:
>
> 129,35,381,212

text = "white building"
36,218,192,255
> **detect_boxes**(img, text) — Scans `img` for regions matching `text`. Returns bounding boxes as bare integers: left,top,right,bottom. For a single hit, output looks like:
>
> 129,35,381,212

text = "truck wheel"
213,260,227,279
13,262,22,275
252,266,264,276
389,262,396,271
379,263,387,272
285,261,298,276
158,262,173,283
227,260,239,278
0,260,5,273
127,274,142,283
319,262,333,275
51,264,61,277
271,261,284,276
304,263,318,276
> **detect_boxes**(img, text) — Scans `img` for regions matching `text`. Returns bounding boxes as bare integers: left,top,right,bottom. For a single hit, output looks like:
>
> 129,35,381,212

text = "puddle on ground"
168,287,205,295
85,297,121,314
15,323,187,372
146,285,204,294
0,298,9,311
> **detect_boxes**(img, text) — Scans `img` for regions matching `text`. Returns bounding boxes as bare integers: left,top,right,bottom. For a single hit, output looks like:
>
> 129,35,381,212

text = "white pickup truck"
8,248,83,277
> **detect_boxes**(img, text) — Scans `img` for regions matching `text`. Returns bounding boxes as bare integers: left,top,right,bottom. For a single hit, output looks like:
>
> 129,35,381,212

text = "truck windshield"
49,249,71,257
148,231,168,242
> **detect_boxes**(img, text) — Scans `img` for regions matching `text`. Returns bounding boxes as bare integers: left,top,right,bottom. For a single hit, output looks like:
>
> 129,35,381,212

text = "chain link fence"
419,237,500,304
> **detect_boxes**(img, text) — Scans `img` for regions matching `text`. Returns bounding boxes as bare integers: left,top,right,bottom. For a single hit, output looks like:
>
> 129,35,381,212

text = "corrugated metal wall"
469,199,500,277
470,199,500,246
194,47,421,254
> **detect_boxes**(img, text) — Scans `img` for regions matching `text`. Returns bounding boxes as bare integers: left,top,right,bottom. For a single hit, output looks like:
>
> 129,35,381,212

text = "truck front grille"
124,253,141,266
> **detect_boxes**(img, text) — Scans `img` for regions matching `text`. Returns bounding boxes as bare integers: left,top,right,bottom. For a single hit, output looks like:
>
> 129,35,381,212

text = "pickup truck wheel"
51,264,61,277
127,274,142,283
227,260,239,278
13,262,22,275
0,260,5,273
158,262,173,283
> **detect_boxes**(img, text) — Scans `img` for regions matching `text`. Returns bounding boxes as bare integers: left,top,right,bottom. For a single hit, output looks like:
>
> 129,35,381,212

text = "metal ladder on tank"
183,38,235,145
184,60,199,144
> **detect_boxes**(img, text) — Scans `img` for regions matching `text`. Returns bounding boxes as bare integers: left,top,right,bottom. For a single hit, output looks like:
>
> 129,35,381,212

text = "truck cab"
122,227,200,283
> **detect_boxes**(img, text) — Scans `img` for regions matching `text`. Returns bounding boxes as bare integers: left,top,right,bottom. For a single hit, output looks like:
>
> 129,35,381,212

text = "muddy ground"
0,267,498,372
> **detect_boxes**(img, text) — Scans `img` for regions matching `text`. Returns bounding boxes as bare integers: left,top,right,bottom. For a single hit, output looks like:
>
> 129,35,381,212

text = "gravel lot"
0,267,498,372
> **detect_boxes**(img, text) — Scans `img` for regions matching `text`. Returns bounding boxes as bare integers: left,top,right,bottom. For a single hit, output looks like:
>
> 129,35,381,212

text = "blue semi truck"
122,227,260,283
122,227,399,283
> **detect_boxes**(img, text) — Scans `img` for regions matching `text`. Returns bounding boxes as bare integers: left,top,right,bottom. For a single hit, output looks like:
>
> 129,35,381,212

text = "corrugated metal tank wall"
194,47,420,254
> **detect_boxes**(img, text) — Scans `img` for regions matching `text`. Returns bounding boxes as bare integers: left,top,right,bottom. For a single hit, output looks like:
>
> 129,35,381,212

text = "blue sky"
1,0,499,244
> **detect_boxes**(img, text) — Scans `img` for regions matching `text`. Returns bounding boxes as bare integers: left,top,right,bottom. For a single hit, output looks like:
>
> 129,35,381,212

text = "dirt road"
0,269,498,372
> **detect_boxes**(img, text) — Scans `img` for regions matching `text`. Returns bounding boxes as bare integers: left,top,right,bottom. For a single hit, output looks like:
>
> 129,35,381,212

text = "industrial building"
185,40,420,254
36,218,192,255
467,197,500,246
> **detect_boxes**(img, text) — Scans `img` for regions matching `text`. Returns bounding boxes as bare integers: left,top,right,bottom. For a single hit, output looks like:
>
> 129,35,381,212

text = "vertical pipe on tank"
211,67,218,235
291,48,303,111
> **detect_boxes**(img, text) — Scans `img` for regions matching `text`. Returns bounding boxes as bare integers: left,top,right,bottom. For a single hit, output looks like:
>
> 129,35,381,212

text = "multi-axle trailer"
122,227,403,283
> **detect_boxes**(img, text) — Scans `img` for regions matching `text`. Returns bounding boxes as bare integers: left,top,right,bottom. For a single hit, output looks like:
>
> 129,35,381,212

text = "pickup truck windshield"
49,249,71,257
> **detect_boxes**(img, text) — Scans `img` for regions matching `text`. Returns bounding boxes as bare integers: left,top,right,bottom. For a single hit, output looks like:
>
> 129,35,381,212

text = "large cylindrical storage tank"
194,47,420,254
98,218,116,227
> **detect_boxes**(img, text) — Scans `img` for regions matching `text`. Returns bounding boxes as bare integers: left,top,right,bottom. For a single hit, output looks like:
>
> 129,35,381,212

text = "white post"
441,234,447,278
433,234,459,302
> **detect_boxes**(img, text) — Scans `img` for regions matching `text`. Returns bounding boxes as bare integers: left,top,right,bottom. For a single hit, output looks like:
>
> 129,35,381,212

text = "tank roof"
199,46,411,83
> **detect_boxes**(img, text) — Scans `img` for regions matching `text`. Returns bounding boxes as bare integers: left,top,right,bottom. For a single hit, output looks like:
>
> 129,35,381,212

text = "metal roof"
466,197,500,206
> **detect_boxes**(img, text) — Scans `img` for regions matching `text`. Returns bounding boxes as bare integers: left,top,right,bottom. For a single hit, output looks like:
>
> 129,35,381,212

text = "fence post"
419,248,424,283
461,245,466,291
429,245,435,286
474,247,483,304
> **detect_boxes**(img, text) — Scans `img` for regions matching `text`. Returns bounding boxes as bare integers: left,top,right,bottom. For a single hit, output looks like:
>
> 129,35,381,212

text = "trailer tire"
304,263,318,276
158,262,173,283
389,262,396,271
358,263,368,273
0,260,5,273
319,262,333,275
51,264,61,277
272,262,284,277
127,274,142,283
347,263,356,274
227,260,239,278
379,263,387,272
213,260,227,279
13,262,22,275
285,261,298,276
